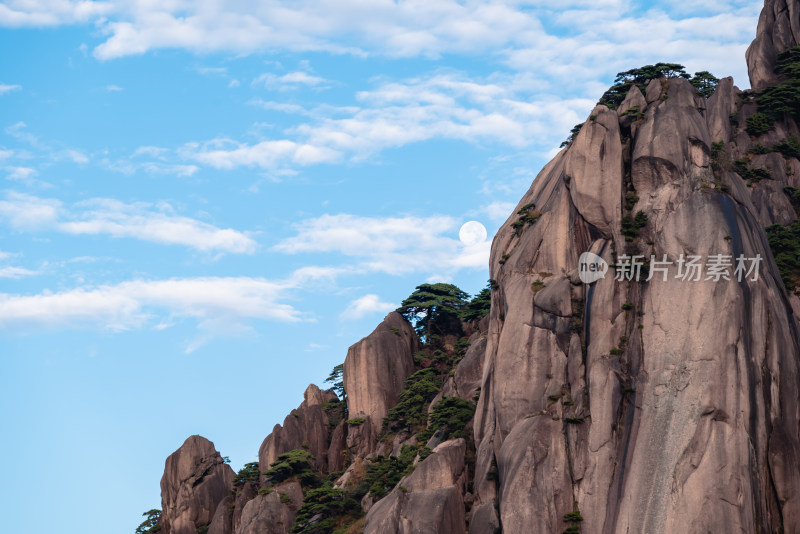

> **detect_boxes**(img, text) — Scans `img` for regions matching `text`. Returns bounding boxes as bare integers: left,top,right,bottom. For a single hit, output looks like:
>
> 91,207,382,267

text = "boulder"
160,436,235,534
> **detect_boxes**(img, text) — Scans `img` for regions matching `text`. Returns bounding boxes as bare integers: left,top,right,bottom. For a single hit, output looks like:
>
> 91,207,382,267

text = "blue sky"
0,1,761,532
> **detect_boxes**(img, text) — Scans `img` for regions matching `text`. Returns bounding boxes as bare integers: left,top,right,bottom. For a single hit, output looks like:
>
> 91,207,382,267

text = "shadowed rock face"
258,384,337,474
472,67,800,534
160,435,235,534
343,311,418,437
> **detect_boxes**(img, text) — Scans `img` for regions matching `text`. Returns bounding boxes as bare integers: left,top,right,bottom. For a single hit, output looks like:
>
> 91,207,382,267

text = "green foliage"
766,219,800,292
563,511,584,522
426,397,476,440
461,283,491,322
690,70,719,98
621,210,648,241
746,112,775,136
624,192,640,211
560,123,584,147
512,202,542,231
564,417,585,424
748,143,772,155
598,62,690,109
390,326,401,335
263,449,318,486
290,485,362,534
785,186,800,213
345,418,365,426
322,398,346,429
734,158,772,184
258,486,274,496
397,283,469,341
197,526,209,534
564,526,581,534
233,462,261,486
325,363,345,400
355,445,421,500
135,509,162,534
621,105,645,122
384,368,442,431
774,134,800,159
621,302,633,311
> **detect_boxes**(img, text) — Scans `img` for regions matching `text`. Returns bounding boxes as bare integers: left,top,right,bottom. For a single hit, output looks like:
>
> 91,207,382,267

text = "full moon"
459,221,487,246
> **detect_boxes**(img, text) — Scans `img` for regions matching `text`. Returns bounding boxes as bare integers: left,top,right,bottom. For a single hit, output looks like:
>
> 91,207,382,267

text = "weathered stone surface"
747,0,800,90
207,495,232,534
237,481,303,534
452,335,486,401
472,10,800,529
343,311,418,436
566,105,624,235
327,420,348,473
160,435,235,534
705,76,737,143
258,384,337,475
363,439,467,534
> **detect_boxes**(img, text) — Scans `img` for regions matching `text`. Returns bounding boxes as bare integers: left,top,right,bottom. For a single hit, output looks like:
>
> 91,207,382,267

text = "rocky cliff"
145,1,800,533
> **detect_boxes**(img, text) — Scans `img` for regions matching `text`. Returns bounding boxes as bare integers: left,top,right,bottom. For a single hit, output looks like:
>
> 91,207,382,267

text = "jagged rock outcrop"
238,481,304,534
471,11,800,530
160,435,235,534
343,311,418,438
363,439,468,534
747,0,800,90
258,384,337,474
151,5,800,534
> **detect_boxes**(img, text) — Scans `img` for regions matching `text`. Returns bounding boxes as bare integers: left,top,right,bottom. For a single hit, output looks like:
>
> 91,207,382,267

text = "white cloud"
180,138,341,170
0,0,112,27
341,294,396,321
105,84,123,91
0,192,256,254
6,166,38,182
0,277,301,345
0,83,21,95
0,266,37,278
253,71,330,90
178,73,592,173
275,213,490,275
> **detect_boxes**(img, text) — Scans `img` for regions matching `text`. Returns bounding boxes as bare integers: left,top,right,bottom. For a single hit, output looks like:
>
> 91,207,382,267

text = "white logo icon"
578,252,608,284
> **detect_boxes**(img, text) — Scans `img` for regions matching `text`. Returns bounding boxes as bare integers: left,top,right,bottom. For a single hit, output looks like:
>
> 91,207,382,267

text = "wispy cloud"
252,71,330,90
105,84,123,91
0,266,345,350
0,265,37,279
0,83,21,95
178,73,591,173
340,294,396,321
0,192,257,254
274,213,490,275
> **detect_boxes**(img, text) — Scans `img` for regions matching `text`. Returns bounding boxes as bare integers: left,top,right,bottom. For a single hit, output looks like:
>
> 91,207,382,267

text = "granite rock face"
747,0,800,90
237,481,304,534
473,57,800,534
363,439,468,534
343,311,418,437
160,436,235,534
258,384,337,474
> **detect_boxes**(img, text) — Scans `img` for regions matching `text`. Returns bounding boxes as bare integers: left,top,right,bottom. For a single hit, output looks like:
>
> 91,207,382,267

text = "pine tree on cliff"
396,283,468,343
